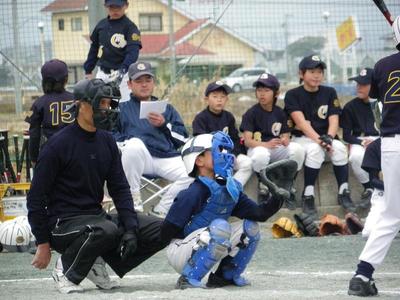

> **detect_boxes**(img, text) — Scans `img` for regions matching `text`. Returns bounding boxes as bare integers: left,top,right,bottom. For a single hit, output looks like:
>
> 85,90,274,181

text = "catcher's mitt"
294,213,320,237
271,217,303,238
319,214,349,236
345,212,364,234
259,159,298,206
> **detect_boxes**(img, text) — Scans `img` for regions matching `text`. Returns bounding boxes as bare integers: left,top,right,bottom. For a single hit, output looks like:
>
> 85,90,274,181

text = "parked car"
222,67,270,92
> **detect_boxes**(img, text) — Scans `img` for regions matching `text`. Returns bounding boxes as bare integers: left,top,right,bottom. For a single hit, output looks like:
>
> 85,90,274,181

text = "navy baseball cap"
253,73,280,90
128,62,154,80
104,0,127,6
41,59,68,81
348,68,373,85
205,81,232,96
299,55,327,70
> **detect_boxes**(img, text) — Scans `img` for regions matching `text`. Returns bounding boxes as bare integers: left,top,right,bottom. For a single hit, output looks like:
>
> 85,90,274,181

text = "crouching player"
160,131,284,289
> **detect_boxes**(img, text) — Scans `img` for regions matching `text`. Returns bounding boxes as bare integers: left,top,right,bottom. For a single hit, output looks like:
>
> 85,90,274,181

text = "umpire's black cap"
205,81,232,96
348,68,373,85
105,0,127,6
41,59,68,81
253,73,280,91
299,55,327,70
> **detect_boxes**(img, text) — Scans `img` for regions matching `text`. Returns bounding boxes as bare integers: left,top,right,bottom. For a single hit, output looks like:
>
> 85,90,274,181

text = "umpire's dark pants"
50,212,167,284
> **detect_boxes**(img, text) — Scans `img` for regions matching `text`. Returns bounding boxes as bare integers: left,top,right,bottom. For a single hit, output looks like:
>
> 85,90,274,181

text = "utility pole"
38,21,45,66
323,11,332,83
282,16,290,83
88,0,105,33
168,0,176,84
12,0,22,116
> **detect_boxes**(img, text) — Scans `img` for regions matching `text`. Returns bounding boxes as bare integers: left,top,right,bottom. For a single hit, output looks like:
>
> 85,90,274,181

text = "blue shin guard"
220,220,260,286
181,219,232,288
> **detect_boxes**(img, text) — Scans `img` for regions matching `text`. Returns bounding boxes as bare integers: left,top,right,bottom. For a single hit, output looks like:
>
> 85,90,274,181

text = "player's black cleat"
338,189,356,213
358,189,373,209
302,195,317,220
206,272,235,288
175,275,205,289
348,276,378,297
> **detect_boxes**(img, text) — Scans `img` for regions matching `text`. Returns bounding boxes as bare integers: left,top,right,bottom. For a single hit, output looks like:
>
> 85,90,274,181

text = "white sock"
355,274,370,282
304,185,314,196
338,183,348,194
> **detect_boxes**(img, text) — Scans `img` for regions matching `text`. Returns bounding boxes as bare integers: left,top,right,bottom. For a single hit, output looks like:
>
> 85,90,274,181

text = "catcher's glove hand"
259,159,298,207
319,214,349,236
345,212,364,234
294,213,320,237
271,217,303,238
319,134,333,150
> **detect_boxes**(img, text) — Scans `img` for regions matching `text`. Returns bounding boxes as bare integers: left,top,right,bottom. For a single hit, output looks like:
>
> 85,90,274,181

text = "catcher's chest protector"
184,176,238,236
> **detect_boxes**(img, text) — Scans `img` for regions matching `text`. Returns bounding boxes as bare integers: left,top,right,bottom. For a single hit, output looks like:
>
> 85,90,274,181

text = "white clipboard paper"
139,99,168,119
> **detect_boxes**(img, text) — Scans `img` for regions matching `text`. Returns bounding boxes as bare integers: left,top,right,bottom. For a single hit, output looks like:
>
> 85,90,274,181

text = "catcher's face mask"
211,131,235,180
85,79,120,131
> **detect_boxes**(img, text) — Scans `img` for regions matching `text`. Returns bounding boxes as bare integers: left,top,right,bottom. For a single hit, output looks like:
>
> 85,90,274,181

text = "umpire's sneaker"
86,257,119,290
285,187,297,210
175,275,205,289
52,257,83,294
338,189,356,213
348,275,378,297
302,195,318,220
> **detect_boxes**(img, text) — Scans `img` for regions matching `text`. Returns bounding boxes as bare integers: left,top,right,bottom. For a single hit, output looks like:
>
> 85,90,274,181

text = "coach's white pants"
247,142,305,173
96,69,130,102
349,137,379,184
362,189,385,239
359,135,400,267
153,153,253,215
167,220,250,274
118,137,190,209
292,136,348,169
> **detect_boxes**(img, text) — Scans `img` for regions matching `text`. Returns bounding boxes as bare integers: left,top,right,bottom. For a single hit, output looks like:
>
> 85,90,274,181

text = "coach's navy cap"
349,68,373,85
253,73,280,90
41,59,68,81
128,62,154,80
205,81,232,96
299,55,327,70
105,0,127,6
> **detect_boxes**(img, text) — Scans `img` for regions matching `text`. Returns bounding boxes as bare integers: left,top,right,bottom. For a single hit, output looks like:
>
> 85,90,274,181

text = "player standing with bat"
348,11,400,297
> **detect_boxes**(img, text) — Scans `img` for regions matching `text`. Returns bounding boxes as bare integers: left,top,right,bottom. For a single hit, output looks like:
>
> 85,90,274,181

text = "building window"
139,14,162,32
58,19,64,31
71,17,82,31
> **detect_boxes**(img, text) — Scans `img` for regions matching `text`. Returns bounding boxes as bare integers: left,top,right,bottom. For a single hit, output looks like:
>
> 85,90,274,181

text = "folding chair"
102,175,172,214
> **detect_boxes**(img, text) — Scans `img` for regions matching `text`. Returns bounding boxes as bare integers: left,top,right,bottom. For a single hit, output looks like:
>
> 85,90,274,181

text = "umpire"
27,79,166,294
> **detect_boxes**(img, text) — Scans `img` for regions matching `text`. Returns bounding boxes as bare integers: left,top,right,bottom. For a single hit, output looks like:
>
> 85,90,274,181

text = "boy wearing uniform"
28,59,74,164
240,73,305,208
192,81,253,186
348,16,400,297
340,68,379,208
160,131,284,289
284,55,355,219
84,0,141,102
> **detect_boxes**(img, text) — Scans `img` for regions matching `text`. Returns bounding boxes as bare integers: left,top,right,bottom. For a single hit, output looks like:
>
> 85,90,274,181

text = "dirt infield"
1,225,399,299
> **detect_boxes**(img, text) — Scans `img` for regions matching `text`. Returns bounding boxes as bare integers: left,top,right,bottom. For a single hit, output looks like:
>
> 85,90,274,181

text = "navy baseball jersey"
240,104,289,142
340,98,379,145
369,52,400,136
284,85,341,136
192,108,242,155
84,15,142,74
28,91,75,162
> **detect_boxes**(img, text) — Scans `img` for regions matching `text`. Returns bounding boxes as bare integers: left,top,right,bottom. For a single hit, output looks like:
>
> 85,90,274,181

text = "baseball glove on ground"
294,213,320,237
319,214,350,236
259,159,298,206
345,212,364,234
272,217,303,238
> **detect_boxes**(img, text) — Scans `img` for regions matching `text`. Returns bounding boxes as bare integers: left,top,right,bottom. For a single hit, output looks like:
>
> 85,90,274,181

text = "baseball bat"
372,0,394,25
13,135,20,182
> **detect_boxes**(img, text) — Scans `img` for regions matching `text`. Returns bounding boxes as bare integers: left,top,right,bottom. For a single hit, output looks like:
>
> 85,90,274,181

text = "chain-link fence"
0,0,399,130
